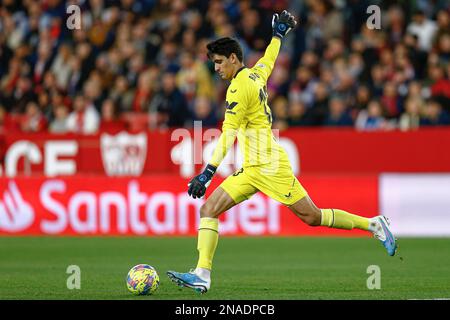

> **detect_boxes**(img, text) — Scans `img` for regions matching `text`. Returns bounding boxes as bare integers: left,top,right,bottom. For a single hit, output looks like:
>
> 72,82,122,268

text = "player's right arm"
188,85,248,199
209,85,248,168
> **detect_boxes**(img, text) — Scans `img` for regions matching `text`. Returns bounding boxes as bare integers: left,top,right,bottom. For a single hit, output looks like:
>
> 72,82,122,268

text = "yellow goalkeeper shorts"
219,161,307,206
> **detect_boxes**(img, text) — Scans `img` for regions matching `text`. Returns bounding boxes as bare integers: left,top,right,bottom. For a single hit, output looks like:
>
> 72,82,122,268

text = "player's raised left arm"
254,10,297,80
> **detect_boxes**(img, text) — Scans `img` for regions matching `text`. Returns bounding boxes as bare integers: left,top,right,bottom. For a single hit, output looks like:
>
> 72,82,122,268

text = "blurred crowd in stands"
0,0,449,135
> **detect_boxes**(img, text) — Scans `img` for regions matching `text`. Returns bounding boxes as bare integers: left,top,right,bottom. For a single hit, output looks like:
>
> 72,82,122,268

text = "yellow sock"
196,217,219,270
320,209,369,231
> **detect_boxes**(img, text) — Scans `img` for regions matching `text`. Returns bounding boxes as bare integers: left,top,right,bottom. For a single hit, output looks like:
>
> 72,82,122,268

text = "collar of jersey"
233,66,246,79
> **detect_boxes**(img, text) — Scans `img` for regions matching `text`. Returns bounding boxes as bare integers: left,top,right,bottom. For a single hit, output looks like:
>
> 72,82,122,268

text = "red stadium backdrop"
1,127,450,236
1,127,450,177
0,175,376,236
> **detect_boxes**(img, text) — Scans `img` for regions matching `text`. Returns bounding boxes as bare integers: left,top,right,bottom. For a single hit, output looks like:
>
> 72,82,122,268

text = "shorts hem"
279,192,307,206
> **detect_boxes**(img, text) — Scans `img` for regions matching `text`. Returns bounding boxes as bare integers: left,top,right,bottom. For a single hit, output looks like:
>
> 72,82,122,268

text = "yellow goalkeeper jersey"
209,37,289,169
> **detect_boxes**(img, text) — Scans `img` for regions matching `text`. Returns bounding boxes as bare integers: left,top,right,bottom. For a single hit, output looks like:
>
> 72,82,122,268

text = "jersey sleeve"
251,37,281,82
209,85,249,168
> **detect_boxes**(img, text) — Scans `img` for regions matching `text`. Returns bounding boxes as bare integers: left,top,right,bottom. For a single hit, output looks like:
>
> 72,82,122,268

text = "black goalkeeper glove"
187,164,217,199
272,10,297,39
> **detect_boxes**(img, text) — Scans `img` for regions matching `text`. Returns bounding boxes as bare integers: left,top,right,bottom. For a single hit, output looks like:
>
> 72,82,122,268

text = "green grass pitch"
0,236,449,300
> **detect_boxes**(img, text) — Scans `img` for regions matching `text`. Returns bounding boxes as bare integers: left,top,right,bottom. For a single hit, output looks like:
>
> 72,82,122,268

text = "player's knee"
199,204,211,218
200,202,217,218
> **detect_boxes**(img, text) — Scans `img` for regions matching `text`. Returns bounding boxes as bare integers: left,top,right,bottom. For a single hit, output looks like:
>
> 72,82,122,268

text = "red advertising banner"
1,127,450,177
0,175,377,236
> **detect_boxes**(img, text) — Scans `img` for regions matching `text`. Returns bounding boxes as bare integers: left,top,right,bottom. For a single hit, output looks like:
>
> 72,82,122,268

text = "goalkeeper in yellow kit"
167,10,397,294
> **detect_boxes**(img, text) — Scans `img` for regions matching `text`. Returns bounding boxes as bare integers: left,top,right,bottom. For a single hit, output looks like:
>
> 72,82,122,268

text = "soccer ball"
126,264,160,295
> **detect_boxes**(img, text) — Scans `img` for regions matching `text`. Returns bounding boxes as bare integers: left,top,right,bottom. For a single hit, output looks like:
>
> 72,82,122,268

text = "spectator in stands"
393,44,416,84
132,66,159,112
108,76,135,113
42,72,59,95
305,0,344,52
236,8,270,51
352,84,372,115
429,64,450,106
324,95,353,127
288,100,308,127
421,99,450,126
192,96,217,127
399,98,425,131
446,63,450,113
49,104,69,134
288,65,317,108
83,74,106,112
300,50,320,76
436,9,450,41
307,81,329,125
75,41,95,88
323,38,346,63
148,70,190,129
66,94,100,134
126,52,146,90
0,104,5,132
0,33,13,79
334,70,356,104
272,96,289,131
369,64,386,98
404,33,429,80
0,0,449,133
355,99,389,131
267,66,290,100
406,10,438,51
176,51,215,107
8,76,37,114
348,52,365,80
386,6,406,46
435,10,450,60
32,40,54,86
66,56,84,97
184,10,212,40
379,48,396,80
381,81,401,118
100,98,126,132
20,101,47,133
156,41,179,72
94,53,115,91
436,31,450,65
50,43,73,90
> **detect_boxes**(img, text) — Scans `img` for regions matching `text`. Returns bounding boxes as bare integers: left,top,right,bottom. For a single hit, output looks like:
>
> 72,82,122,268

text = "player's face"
212,54,235,80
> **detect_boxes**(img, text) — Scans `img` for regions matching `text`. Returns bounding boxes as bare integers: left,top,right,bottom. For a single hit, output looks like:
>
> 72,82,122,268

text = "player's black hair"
206,37,243,62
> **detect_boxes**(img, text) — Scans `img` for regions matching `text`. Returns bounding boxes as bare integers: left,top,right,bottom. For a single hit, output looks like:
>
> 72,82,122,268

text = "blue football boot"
371,216,398,256
167,269,210,294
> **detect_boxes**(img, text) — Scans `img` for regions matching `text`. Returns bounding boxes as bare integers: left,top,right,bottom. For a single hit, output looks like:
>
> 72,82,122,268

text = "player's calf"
288,196,322,226
302,213,322,226
294,211,321,226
